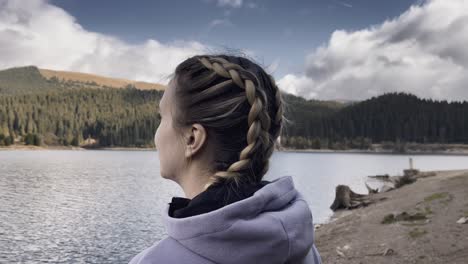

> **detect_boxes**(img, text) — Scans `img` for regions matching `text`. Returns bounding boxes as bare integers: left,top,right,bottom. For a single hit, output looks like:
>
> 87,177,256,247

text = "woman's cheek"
154,125,161,150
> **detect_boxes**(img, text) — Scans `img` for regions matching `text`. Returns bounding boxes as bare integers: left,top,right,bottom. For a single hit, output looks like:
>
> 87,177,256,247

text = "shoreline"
281,148,468,156
2,145,468,155
315,169,468,263
0,145,155,151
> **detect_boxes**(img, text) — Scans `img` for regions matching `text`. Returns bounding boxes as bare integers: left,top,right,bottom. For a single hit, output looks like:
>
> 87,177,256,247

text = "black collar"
168,179,271,218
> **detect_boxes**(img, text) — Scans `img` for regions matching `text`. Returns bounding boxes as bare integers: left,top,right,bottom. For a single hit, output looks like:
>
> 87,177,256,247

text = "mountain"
282,92,468,149
0,66,164,147
0,66,165,95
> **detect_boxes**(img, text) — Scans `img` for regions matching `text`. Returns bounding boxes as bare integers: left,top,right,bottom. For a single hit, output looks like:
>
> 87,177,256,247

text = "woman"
129,55,321,264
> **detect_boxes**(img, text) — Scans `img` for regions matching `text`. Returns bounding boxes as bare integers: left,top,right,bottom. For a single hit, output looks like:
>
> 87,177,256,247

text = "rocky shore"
315,169,468,263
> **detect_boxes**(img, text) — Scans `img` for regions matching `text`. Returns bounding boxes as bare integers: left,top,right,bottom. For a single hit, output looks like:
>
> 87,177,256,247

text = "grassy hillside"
40,68,165,91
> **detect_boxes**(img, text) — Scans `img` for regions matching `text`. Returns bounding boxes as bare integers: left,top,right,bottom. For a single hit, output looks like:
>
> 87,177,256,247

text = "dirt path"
315,169,468,264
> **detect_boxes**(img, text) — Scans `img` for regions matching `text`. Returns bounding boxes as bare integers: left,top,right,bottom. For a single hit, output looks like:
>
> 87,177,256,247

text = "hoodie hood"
162,175,320,263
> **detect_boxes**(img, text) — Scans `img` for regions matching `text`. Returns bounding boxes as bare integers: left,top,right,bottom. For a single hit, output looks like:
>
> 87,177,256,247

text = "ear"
184,123,207,159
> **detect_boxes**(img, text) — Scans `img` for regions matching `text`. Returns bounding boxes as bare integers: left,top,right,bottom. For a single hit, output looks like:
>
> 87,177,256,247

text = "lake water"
1,150,468,263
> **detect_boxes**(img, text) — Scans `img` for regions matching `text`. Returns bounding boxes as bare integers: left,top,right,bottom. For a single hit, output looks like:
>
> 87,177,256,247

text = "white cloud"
0,0,208,84
278,74,316,99
278,0,468,101
204,0,258,9
217,0,243,8
333,1,352,8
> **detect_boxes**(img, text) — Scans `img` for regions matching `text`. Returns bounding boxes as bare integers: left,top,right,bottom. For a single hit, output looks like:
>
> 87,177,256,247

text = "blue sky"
1,0,467,101
50,0,416,77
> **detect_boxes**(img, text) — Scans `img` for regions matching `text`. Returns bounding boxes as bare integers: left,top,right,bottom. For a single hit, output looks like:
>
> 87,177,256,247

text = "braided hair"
172,55,284,191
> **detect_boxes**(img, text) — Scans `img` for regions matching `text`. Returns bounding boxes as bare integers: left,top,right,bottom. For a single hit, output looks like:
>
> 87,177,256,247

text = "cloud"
278,74,317,99
278,0,468,101
333,0,352,8
204,0,259,9
0,0,208,84
216,0,243,8
208,18,234,29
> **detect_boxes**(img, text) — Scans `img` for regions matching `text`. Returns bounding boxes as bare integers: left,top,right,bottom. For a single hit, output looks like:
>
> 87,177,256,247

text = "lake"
1,150,467,263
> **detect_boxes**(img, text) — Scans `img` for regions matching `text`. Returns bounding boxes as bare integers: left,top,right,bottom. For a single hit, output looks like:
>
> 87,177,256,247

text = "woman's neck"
176,166,212,199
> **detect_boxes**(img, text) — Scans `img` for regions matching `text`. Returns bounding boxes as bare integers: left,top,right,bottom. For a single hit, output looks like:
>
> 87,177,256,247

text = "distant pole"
409,157,413,170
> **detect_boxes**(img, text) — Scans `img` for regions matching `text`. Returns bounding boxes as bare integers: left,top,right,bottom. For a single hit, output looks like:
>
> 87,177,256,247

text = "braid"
196,56,283,190
259,74,284,177
269,74,284,139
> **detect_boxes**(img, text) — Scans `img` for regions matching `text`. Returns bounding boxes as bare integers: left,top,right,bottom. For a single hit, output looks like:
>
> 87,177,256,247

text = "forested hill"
0,66,163,147
1,66,467,149
283,92,468,149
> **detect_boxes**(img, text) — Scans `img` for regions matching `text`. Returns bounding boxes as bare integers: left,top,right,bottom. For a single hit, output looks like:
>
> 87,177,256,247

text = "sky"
1,0,467,101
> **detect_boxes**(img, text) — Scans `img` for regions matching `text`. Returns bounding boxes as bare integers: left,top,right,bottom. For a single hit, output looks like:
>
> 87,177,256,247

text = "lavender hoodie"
129,176,322,264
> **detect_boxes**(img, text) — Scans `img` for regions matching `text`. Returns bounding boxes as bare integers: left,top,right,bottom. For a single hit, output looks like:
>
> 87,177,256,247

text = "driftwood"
392,174,417,188
330,168,434,212
365,183,379,194
330,185,374,211
368,174,390,181
368,169,420,191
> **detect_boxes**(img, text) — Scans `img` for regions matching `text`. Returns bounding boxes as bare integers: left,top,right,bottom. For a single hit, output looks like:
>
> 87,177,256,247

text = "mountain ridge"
0,65,165,94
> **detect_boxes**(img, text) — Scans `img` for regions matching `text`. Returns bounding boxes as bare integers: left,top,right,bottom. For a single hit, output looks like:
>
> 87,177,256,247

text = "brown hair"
171,55,286,190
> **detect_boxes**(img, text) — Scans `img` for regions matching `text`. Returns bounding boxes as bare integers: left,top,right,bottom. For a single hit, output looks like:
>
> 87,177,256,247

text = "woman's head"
154,55,284,191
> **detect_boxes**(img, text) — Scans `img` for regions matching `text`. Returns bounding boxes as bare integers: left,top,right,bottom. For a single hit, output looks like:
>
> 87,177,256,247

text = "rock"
336,248,345,258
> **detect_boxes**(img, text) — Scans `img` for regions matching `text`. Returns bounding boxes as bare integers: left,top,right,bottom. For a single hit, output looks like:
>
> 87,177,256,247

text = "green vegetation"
424,192,453,204
408,228,428,238
381,211,428,224
381,214,397,224
0,87,161,147
0,66,162,147
0,133,13,146
24,133,42,146
424,192,449,202
282,92,468,150
424,206,433,215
